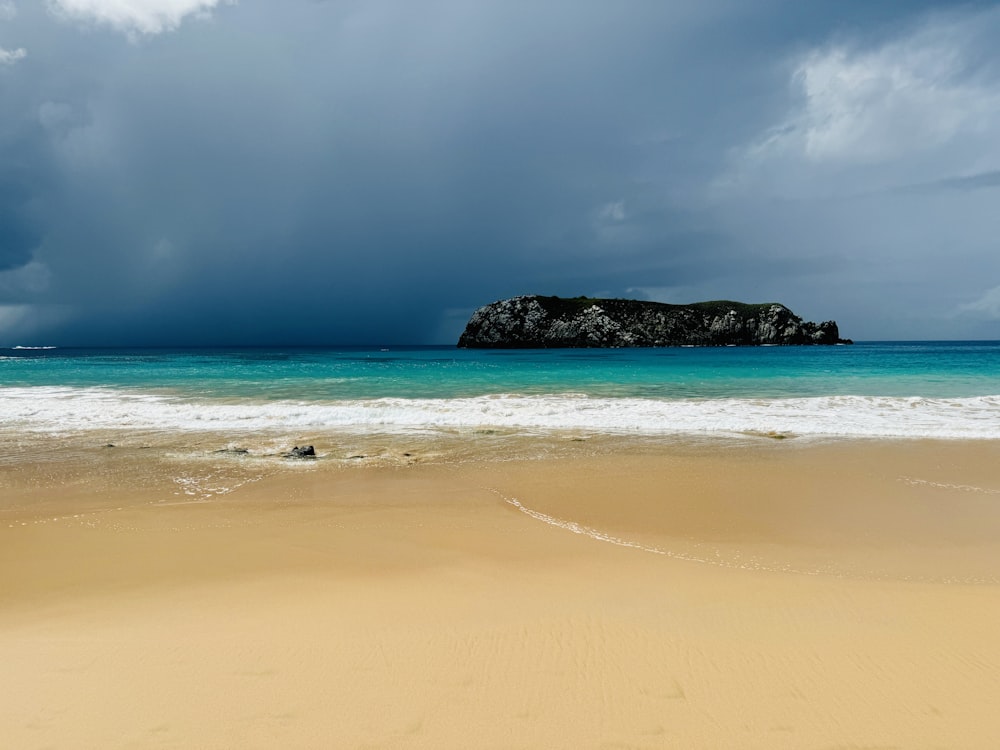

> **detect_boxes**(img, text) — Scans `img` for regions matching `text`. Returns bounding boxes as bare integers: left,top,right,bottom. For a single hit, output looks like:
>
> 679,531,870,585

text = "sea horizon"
8,338,1000,350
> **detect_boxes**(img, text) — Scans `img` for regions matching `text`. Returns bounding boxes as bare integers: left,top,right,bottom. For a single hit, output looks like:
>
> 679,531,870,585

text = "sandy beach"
3,437,1000,749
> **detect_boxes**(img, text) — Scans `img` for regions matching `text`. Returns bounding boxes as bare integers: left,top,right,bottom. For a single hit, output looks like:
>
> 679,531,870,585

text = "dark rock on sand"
285,445,316,459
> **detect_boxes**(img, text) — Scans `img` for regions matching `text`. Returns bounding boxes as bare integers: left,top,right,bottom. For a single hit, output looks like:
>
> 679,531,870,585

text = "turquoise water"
3,342,999,399
3,342,999,439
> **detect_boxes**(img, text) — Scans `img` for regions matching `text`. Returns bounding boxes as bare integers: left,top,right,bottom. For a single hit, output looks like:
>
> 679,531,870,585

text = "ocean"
2,342,999,442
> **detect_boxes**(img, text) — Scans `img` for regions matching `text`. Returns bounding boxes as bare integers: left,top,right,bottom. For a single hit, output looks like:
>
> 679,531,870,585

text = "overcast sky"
2,0,999,345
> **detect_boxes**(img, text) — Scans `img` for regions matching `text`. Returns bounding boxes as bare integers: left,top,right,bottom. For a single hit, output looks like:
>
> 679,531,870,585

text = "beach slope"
2,440,999,748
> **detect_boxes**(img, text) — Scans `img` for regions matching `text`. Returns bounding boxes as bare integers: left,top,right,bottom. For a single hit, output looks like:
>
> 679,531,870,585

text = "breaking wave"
2,387,999,440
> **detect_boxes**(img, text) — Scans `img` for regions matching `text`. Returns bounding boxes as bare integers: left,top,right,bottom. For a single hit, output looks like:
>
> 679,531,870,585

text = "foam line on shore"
492,488,1000,584
492,488,833,577
3,386,1000,439
898,476,1000,494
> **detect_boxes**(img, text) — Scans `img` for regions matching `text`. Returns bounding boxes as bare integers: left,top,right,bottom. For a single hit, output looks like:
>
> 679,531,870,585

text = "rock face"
457,296,850,348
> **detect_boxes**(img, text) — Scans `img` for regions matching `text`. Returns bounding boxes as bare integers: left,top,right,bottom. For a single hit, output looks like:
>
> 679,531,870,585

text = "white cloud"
743,9,1000,168
0,45,25,64
792,47,996,164
1,2,25,65
47,0,235,36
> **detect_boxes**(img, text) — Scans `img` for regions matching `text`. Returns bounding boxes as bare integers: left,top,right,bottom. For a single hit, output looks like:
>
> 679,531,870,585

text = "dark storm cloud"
1,0,999,344
0,179,41,272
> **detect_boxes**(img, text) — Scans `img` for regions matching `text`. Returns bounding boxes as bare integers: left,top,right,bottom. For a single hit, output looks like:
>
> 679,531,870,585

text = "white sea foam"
1,387,999,439
898,477,1000,494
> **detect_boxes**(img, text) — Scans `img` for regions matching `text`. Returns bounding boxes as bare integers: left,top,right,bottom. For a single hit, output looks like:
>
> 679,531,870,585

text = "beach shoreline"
3,436,1000,748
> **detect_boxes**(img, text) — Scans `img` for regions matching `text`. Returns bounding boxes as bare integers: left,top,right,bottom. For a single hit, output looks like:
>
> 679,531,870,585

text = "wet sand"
2,437,1000,748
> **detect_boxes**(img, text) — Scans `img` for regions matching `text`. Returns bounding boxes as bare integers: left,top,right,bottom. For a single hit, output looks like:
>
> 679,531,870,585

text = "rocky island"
458,295,851,348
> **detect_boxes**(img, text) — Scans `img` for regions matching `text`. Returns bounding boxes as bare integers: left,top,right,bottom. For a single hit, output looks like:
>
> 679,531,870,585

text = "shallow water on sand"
4,427,999,586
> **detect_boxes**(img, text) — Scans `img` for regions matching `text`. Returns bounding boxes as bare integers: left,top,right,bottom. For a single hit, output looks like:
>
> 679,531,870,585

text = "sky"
1,0,1000,345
